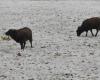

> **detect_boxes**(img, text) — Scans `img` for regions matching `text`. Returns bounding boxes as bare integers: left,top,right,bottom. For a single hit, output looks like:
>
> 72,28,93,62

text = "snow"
0,0,100,80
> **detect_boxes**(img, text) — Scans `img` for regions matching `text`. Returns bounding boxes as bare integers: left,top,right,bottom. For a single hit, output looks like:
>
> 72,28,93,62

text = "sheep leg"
20,43,24,50
95,29,99,37
23,42,26,48
90,29,94,36
29,40,33,48
86,31,88,36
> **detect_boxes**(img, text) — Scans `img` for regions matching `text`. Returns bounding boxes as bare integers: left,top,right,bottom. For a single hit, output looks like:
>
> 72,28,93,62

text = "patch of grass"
0,35,11,41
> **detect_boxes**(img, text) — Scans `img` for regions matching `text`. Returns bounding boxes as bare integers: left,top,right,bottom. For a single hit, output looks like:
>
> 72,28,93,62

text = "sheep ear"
10,29,16,35
78,26,81,29
78,26,81,28
12,30,17,34
77,26,79,30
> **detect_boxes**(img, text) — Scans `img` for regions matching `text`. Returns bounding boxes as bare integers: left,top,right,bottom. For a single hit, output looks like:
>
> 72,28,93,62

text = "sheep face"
5,29,16,36
76,26,83,36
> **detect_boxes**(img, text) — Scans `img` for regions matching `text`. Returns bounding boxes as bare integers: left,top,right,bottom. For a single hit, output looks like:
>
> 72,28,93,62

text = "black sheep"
5,27,33,50
76,17,100,37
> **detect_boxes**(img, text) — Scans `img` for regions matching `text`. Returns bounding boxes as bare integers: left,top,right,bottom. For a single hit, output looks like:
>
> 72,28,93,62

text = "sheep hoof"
17,53,21,56
95,35,97,37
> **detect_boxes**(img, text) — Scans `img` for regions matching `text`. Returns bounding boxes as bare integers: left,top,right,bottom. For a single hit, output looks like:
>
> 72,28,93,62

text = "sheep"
76,17,100,37
5,27,33,50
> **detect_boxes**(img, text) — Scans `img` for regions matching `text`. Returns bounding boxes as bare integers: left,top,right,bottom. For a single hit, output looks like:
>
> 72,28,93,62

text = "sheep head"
5,29,17,37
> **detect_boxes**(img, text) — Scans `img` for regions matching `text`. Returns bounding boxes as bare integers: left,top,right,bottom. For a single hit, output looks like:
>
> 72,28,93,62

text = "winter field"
0,0,100,80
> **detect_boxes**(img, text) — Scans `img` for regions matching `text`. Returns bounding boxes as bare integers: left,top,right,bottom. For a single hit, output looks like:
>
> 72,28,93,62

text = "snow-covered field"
0,0,100,80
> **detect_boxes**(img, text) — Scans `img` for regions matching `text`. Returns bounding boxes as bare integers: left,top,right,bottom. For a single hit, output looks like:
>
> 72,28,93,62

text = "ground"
0,0,100,80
